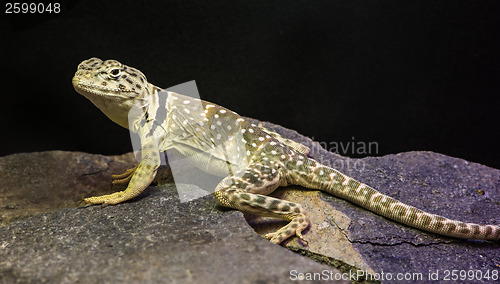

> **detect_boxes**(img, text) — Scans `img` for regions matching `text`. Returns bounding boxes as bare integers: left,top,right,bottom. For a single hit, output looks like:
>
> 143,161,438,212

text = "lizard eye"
109,68,121,77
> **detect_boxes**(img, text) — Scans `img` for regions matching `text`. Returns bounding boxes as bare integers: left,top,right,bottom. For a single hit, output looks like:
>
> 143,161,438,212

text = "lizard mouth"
72,76,134,99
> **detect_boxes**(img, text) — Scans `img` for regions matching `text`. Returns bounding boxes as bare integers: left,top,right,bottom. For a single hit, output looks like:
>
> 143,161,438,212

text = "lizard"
72,57,500,244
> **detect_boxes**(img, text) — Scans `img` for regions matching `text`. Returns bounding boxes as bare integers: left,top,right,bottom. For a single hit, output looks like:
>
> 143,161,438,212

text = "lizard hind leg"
213,164,310,244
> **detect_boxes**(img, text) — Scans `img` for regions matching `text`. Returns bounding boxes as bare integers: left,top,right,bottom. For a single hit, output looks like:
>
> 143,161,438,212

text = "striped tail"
290,159,500,240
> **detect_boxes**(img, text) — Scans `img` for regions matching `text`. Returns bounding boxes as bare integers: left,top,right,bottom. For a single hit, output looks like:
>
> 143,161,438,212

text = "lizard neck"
93,83,158,130
120,83,160,130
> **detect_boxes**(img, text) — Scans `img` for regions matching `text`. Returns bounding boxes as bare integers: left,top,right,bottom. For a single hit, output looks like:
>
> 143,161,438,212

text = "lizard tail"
288,159,500,240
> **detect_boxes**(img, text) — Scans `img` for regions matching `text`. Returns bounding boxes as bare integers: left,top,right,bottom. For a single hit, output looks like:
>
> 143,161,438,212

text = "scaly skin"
72,58,500,243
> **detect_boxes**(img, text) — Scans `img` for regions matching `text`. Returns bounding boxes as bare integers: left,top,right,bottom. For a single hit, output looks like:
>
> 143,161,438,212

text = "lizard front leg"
213,163,310,244
111,165,138,185
84,145,160,205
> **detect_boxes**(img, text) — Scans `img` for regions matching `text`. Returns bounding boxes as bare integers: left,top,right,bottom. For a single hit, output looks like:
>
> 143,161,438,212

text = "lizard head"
72,57,151,129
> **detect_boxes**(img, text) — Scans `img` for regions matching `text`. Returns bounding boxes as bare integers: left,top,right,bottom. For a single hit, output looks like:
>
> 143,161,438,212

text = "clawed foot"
264,214,310,245
81,166,139,206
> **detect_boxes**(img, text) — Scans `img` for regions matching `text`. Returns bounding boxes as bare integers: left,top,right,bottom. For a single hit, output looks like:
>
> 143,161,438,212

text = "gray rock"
0,151,137,227
0,150,345,283
0,186,342,283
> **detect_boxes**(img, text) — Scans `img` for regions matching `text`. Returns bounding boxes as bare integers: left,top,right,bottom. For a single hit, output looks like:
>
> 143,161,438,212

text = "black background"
2,0,500,169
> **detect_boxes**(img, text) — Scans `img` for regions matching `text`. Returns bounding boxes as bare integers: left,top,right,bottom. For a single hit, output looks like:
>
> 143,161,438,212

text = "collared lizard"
72,57,500,243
